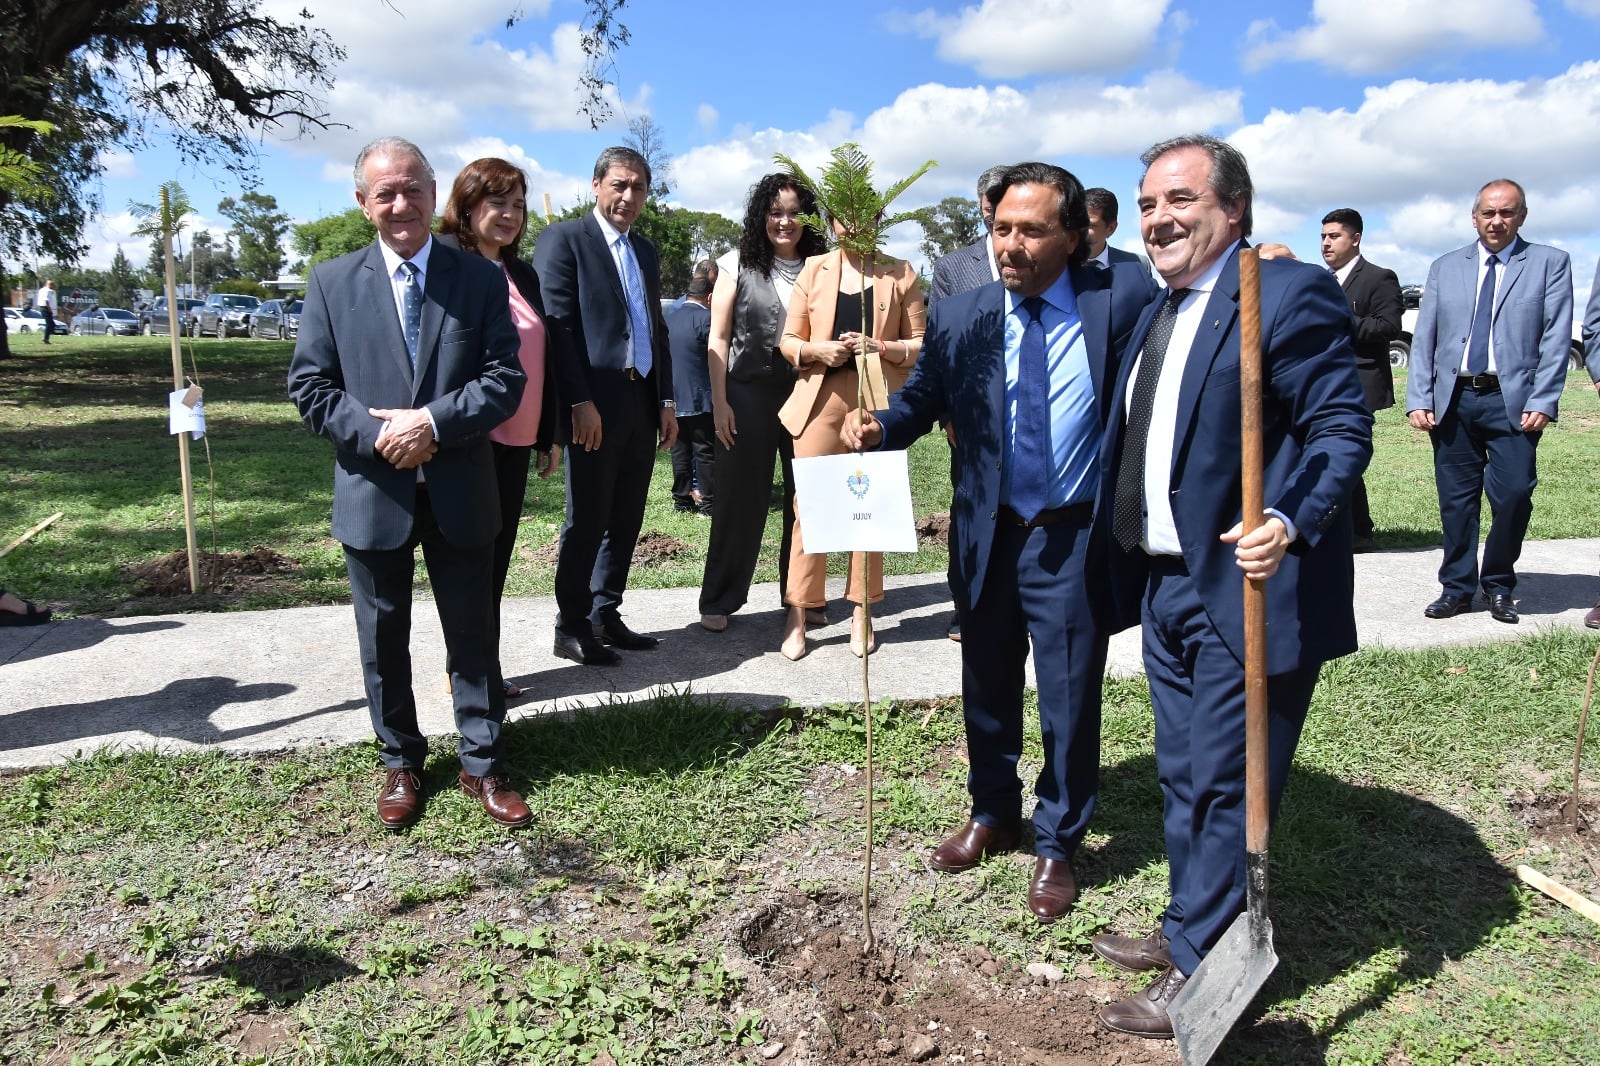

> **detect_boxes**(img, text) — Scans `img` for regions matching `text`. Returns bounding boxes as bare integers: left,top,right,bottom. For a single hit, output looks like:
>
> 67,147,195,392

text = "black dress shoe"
1097,964,1187,1039
930,818,1022,872
1092,929,1172,972
1484,592,1518,624
553,632,620,666
1423,593,1473,619
595,618,659,650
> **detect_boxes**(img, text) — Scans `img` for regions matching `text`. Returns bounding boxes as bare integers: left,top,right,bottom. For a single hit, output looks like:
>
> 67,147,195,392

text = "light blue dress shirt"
1001,270,1097,510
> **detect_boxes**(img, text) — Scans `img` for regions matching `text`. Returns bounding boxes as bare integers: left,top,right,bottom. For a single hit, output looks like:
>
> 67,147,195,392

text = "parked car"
249,299,302,339
1390,283,1586,371
70,307,141,336
139,297,204,337
4,307,43,333
194,293,261,338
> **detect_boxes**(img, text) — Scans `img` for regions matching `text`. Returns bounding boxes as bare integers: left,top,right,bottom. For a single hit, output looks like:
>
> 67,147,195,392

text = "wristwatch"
661,400,675,409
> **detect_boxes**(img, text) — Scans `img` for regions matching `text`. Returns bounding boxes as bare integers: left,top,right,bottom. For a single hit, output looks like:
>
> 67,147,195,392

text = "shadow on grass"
199,942,361,1006
1086,754,1515,1064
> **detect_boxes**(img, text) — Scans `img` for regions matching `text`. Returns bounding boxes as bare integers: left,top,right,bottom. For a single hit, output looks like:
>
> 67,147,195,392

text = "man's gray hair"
976,164,1010,202
353,137,434,193
1139,133,1253,238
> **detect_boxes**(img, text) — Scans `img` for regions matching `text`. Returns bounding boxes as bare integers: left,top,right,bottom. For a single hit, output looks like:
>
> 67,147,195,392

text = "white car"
1389,285,1585,371
4,307,47,333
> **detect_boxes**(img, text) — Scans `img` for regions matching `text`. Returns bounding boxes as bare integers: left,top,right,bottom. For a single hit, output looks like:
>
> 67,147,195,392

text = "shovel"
1167,247,1276,1064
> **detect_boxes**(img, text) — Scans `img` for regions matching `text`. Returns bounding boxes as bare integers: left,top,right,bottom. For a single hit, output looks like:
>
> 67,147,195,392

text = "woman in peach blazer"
777,245,925,659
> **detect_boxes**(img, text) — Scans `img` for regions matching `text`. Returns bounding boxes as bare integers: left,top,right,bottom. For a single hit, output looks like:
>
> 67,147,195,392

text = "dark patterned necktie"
1009,296,1050,522
1112,288,1190,551
400,261,422,368
1466,254,1497,376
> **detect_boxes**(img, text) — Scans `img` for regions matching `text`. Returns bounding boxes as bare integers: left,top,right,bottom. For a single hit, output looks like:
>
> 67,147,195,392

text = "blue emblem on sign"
847,470,870,499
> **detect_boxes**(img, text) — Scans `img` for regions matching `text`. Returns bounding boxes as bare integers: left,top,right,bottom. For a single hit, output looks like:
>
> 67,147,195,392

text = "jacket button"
989,511,997,520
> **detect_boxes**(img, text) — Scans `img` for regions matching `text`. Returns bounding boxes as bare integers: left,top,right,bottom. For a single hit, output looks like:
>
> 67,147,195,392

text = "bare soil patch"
917,513,950,547
524,531,691,569
124,548,301,597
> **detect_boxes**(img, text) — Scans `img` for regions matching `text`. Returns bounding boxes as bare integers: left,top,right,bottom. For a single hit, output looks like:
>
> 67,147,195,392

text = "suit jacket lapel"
981,285,1007,429
583,215,627,307
810,253,840,341
1068,262,1111,412
363,243,414,385
412,243,454,397
1494,236,1527,315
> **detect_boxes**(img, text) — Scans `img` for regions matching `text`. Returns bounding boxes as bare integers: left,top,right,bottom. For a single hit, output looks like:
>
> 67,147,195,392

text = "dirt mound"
724,890,1170,1065
524,531,692,569
917,513,950,546
125,548,301,597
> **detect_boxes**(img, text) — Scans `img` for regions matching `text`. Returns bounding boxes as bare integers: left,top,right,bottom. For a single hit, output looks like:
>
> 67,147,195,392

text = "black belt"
622,366,649,381
1458,373,1499,391
998,502,1092,528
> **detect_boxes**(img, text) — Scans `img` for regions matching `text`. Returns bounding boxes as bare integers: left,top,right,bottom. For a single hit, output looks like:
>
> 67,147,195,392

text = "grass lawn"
3,332,1599,1062
1,331,1597,616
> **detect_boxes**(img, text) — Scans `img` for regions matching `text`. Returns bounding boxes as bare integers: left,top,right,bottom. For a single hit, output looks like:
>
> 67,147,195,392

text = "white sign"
168,385,206,439
791,450,917,553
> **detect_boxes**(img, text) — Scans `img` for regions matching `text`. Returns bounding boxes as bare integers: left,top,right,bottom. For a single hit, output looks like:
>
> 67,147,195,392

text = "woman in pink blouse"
439,158,560,699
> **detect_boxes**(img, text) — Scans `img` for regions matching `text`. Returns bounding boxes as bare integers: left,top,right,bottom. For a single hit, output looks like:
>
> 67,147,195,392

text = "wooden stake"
1517,865,1600,926
0,512,63,559
162,186,202,593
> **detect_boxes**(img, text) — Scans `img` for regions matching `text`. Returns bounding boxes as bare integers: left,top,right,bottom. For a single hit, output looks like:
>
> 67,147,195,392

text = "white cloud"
695,105,718,136
1227,60,1600,265
1245,0,1542,74
902,0,1170,77
1565,0,1600,16
95,151,139,179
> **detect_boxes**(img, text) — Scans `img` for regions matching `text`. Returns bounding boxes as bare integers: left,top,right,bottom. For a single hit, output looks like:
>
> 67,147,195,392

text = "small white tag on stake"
168,384,206,439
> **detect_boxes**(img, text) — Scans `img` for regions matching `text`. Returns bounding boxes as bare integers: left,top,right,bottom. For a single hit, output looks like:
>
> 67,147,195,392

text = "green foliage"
918,195,985,262
0,115,52,199
293,208,378,268
773,142,936,259
217,191,290,281
209,278,267,299
680,209,741,262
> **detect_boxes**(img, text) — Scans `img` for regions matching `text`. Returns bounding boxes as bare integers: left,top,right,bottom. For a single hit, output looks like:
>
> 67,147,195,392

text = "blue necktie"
1466,253,1498,376
399,261,422,368
617,236,653,377
1010,296,1050,523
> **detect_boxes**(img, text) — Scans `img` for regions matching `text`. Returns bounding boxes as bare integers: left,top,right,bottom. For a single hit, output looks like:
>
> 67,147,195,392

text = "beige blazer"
777,250,926,435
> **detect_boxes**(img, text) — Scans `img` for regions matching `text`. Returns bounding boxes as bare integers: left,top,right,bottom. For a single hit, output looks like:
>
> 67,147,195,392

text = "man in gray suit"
1583,259,1600,629
1406,179,1573,624
928,165,1009,307
288,137,529,830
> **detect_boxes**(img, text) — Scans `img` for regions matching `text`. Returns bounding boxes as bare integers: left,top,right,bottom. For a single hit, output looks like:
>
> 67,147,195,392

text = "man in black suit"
535,146,677,666
1321,207,1402,551
287,137,529,830
845,162,1153,924
1085,188,1153,278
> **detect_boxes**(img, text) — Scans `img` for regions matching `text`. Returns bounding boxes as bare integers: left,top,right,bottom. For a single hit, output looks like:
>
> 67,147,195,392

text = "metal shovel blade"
1168,868,1278,1064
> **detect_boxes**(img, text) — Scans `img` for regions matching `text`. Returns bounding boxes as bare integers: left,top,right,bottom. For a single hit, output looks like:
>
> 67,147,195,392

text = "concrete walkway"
2,539,1597,769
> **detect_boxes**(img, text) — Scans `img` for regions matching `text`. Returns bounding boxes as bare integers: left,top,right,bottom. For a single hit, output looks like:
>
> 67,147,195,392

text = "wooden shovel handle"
1239,249,1269,857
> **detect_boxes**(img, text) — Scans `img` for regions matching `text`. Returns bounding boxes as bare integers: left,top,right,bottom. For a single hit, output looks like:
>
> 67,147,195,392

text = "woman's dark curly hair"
737,172,827,276
439,157,529,260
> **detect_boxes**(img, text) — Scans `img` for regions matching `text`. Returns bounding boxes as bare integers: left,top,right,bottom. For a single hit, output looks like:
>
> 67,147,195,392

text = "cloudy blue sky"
78,0,1600,299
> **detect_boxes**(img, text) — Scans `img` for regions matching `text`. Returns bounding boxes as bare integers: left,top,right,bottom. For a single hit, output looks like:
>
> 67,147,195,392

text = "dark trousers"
490,441,532,674
1141,557,1316,976
40,306,53,343
669,412,715,511
1430,381,1539,596
1349,476,1373,540
958,512,1105,861
555,375,657,633
699,374,795,616
343,489,504,777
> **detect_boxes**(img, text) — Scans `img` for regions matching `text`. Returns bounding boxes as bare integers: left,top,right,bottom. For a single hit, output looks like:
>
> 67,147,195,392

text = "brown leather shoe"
1092,929,1171,972
459,770,532,828
377,768,424,830
1097,964,1188,1039
1027,857,1078,923
930,818,1022,872
1585,601,1600,630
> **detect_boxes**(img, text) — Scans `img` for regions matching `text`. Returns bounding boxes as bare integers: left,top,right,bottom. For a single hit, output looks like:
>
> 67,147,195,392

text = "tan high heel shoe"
781,604,808,661
850,605,877,658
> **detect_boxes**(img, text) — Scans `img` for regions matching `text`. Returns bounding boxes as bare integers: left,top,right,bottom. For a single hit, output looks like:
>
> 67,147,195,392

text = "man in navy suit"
1406,180,1573,624
1089,134,1371,1038
287,137,529,830
844,162,1154,923
667,274,715,515
1085,188,1153,278
927,164,1008,642
1320,207,1402,551
535,146,677,666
